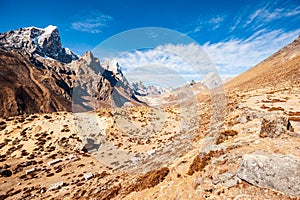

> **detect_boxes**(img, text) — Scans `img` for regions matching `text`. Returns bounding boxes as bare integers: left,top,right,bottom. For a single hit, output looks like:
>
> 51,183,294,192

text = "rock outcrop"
237,153,300,196
259,116,291,138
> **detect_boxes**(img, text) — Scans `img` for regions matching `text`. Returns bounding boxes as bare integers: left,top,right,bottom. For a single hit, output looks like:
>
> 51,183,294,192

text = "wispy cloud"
202,29,300,75
71,11,113,34
244,4,300,28
105,43,217,85
244,8,280,27
209,16,224,30
181,1,300,77
186,15,225,34
286,6,300,17
107,27,299,81
186,1,300,36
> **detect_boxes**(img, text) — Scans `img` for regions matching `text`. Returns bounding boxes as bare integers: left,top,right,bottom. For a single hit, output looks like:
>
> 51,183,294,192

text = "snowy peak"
34,25,62,51
132,81,172,96
102,59,122,74
0,25,78,63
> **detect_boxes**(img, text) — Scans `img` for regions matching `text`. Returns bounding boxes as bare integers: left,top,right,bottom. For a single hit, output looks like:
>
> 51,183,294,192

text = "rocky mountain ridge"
0,25,78,63
70,51,141,111
0,25,142,117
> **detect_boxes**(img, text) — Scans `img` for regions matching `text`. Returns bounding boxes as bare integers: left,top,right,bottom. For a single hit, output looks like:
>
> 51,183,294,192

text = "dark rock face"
0,26,78,117
237,153,300,196
0,49,72,117
0,25,78,63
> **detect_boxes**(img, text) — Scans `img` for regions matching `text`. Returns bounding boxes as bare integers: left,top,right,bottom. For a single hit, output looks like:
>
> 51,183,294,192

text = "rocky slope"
0,49,73,117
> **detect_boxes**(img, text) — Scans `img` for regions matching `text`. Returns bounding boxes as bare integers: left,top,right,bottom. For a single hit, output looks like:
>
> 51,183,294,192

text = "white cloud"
209,17,224,24
209,16,224,30
202,29,300,75
180,2,300,78
104,43,219,86
71,11,113,33
104,28,299,83
187,15,225,34
244,5,300,28
286,6,300,16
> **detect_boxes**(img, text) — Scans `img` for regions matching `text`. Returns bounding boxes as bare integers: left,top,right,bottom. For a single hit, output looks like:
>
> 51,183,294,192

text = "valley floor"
1,83,300,200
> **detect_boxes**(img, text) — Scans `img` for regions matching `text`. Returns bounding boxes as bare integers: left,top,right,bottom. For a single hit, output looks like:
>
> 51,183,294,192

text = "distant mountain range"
0,25,143,117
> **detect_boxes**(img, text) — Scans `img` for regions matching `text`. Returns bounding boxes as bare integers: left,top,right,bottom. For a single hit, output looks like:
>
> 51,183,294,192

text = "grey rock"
238,116,247,124
259,116,291,138
203,144,226,154
48,181,64,191
2,164,10,169
213,172,241,188
68,154,79,161
0,169,12,177
237,153,300,196
25,167,36,175
84,173,94,181
48,159,62,166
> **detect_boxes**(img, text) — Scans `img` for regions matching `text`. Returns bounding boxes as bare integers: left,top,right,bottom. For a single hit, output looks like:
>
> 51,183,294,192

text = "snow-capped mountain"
0,25,145,116
132,81,172,96
101,59,124,79
0,25,78,63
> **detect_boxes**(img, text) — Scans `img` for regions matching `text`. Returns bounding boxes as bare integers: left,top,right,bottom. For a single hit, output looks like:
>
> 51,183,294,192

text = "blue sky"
1,0,300,78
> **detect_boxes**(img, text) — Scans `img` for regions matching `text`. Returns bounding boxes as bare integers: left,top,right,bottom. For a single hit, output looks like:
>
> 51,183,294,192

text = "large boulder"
237,153,300,196
259,116,292,138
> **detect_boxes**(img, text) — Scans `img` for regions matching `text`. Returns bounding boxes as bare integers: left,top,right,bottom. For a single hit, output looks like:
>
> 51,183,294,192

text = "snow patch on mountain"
0,25,78,63
132,81,172,96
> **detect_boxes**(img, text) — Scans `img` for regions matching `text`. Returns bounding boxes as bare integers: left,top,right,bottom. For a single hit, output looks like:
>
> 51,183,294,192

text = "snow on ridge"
65,47,72,55
64,47,79,59
102,59,122,75
43,25,57,34
24,25,57,34
36,25,58,47
1,25,78,63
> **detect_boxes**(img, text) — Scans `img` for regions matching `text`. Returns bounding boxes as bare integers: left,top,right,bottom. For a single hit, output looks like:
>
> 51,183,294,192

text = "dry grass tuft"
216,130,238,145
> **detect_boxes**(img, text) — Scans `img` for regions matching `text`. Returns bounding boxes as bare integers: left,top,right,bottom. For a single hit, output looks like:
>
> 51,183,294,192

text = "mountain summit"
0,25,78,63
